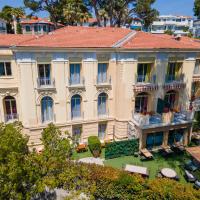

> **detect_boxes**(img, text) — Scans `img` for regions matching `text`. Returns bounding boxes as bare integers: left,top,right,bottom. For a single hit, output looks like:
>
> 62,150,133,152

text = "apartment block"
0,27,199,150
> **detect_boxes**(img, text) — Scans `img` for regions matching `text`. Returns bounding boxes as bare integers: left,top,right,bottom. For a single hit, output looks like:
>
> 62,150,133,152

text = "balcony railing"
37,78,55,88
132,110,194,129
5,113,18,122
71,111,84,121
135,74,156,84
96,76,111,86
133,74,158,92
164,74,185,90
165,74,184,83
68,77,85,87
98,109,109,118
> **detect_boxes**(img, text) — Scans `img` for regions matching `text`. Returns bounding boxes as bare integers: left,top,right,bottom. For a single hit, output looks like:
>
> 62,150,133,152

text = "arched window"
41,96,53,123
4,96,18,121
71,94,81,119
164,90,177,111
135,92,148,113
98,92,108,116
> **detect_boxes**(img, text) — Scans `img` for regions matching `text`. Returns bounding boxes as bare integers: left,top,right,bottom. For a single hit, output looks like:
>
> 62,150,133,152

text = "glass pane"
98,124,106,139
5,100,11,114
154,132,163,146
39,65,45,78
146,134,154,149
5,63,12,76
11,100,17,114
0,63,5,76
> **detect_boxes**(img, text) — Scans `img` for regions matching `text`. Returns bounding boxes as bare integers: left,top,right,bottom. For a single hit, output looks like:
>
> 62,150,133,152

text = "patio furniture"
124,164,149,177
161,168,177,179
156,172,163,178
184,160,198,172
161,145,173,156
76,143,88,153
194,180,200,190
141,148,153,159
185,170,196,182
173,142,185,152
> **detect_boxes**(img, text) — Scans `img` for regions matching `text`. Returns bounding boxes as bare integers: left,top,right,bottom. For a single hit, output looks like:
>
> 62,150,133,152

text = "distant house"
20,17,64,35
0,18,7,34
193,20,200,38
151,15,193,35
130,18,142,30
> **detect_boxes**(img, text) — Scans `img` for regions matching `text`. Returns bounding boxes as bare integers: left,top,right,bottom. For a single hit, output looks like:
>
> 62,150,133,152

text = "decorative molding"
36,92,56,105
0,88,18,97
94,88,111,101
67,89,87,103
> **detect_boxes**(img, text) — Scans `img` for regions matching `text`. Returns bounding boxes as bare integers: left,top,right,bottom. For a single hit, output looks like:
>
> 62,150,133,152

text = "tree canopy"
194,0,200,19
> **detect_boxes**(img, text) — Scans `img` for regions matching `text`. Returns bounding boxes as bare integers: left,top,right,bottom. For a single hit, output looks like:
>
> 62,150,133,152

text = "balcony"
96,76,111,88
193,67,200,82
133,74,158,92
70,111,84,121
132,110,194,130
68,77,85,89
5,113,19,123
37,78,55,90
163,74,185,90
98,109,109,119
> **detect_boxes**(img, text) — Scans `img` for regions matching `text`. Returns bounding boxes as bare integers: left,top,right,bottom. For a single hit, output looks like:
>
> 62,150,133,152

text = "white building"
193,19,200,38
0,18,7,34
151,15,193,35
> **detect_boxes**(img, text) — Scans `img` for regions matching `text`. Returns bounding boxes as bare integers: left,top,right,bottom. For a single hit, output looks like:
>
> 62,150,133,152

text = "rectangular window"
70,63,81,85
98,63,107,83
25,25,31,32
137,63,151,82
98,123,107,140
0,62,12,76
146,132,163,149
166,62,182,82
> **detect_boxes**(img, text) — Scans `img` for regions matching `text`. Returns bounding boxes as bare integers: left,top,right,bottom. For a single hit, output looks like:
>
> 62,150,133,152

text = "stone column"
162,131,169,146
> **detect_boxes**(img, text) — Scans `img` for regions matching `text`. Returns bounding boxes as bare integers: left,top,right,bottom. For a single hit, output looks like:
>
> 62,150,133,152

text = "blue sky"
0,0,195,17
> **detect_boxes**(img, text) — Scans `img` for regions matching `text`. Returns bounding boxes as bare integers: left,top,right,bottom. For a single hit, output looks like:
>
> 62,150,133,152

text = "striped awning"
193,75,200,82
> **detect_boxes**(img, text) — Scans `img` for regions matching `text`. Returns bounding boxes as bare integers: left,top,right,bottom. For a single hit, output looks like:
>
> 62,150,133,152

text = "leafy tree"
0,6,24,33
134,0,159,31
194,0,200,19
63,0,90,25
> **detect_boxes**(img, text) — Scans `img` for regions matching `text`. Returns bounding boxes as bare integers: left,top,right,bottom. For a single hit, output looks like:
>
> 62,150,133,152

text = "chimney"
174,34,182,41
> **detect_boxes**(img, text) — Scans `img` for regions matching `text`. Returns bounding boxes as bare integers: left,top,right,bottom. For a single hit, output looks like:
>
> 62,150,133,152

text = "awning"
186,146,200,163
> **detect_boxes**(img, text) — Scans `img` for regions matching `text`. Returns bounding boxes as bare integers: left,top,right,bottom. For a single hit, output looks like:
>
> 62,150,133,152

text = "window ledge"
0,76,14,79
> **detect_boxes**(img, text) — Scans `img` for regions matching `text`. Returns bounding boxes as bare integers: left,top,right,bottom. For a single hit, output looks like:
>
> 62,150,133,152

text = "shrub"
105,139,139,159
88,136,101,157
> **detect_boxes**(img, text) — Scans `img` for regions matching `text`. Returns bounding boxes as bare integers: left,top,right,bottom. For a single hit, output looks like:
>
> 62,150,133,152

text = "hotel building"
0,27,200,150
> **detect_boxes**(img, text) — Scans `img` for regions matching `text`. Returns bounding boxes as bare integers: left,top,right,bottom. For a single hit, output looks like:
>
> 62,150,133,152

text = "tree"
0,6,24,33
134,0,159,31
194,0,200,19
63,0,90,25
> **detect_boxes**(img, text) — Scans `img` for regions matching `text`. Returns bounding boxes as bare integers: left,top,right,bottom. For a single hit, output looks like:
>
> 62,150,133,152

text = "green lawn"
73,149,191,184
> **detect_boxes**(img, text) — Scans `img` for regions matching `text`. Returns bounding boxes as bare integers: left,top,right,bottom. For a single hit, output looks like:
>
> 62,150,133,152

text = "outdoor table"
161,168,177,179
162,145,173,154
141,148,153,158
124,164,149,177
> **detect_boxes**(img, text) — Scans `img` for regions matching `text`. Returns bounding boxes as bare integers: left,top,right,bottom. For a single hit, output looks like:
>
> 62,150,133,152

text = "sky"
0,0,195,18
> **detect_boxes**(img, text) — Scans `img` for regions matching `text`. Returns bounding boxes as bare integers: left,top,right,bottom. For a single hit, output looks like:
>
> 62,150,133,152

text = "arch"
71,94,82,119
135,92,148,113
3,96,18,121
98,92,108,116
41,96,54,123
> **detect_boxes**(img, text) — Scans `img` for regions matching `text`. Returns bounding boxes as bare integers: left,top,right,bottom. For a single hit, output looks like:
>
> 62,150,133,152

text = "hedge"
88,136,101,157
105,139,139,159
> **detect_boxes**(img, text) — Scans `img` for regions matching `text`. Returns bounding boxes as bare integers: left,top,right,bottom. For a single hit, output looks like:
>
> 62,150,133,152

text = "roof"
186,146,200,163
0,34,35,47
18,26,132,48
20,18,55,26
123,31,200,50
0,26,200,50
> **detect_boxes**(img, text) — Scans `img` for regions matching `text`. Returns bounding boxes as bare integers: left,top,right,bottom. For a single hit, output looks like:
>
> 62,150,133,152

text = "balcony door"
4,96,17,121
137,63,151,82
166,62,182,82
146,132,163,150
135,92,148,113
71,94,81,119
164,90,177,110
98,93,107,116
41,96,53,123
70,64,80,85
98,63,107,83
38,64,51,85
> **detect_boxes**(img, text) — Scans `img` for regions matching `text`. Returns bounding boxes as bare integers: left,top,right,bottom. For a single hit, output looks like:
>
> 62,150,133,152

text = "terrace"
132,110,194,129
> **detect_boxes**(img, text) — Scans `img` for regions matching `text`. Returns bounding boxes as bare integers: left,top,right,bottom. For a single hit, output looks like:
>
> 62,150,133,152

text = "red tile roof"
122,31,200,50
0,34,35,47
21,18,55,25
0,26,200,50
19,26,132,48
